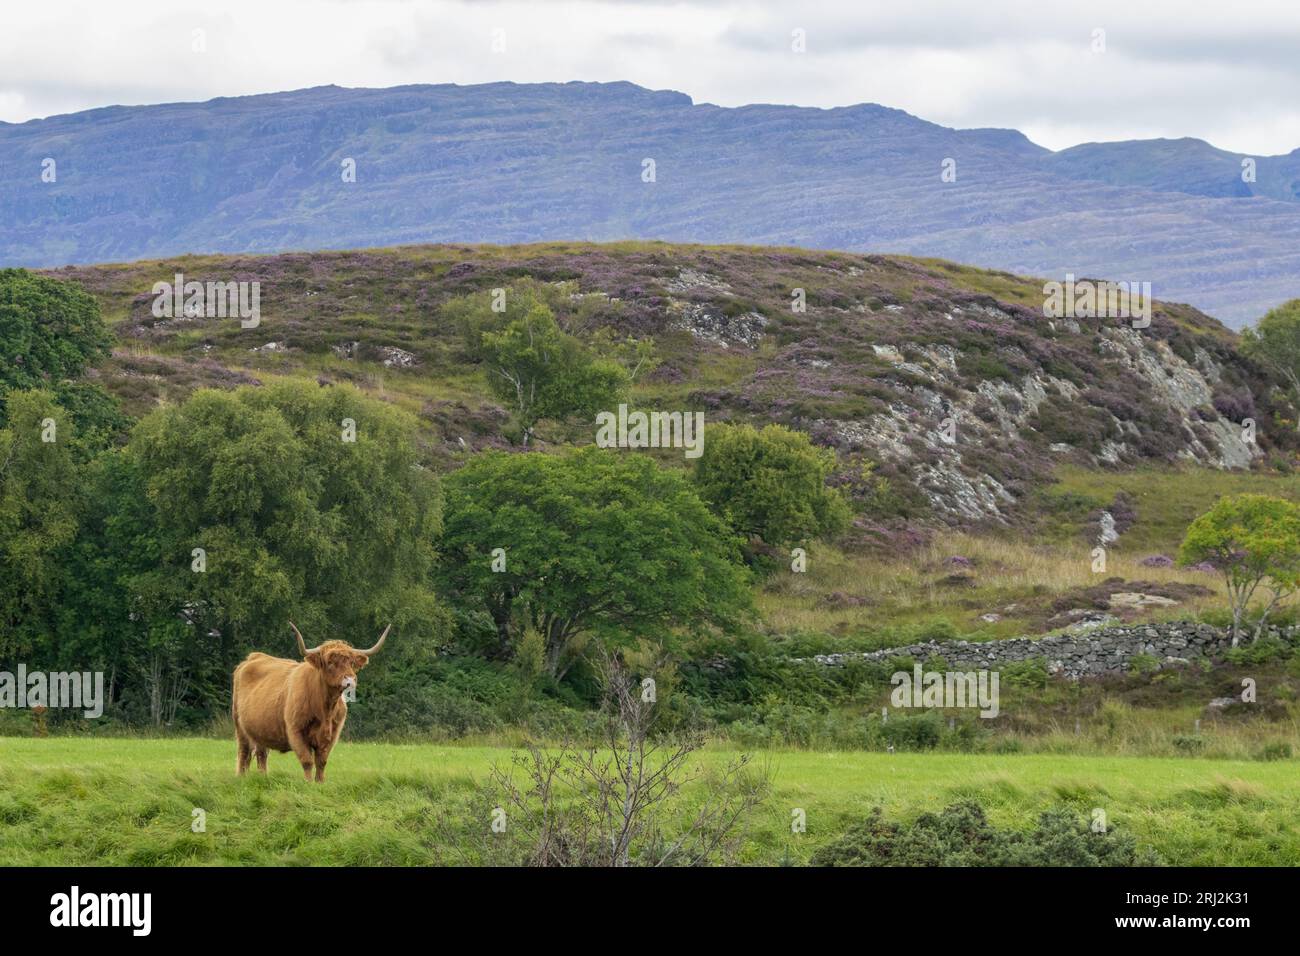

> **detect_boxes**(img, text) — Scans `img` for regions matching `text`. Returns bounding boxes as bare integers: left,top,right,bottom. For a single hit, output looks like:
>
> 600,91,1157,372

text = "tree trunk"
146,653,163,727
1229,593,1244,647
488,604,513,660
544,636,565,680
1251,592,1284,643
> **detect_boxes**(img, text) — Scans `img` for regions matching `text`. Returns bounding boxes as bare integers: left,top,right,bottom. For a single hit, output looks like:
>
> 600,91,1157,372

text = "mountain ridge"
4,80,1299,327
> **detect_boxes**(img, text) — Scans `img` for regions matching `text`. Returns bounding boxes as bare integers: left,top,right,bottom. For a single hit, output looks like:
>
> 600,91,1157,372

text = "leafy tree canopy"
1178,493,1300,643
0,269,112,397
447,281,627,445
437,447,752,679
1241,299,1300,429
0,390,82,657
126,380,446,654
692,422,852,547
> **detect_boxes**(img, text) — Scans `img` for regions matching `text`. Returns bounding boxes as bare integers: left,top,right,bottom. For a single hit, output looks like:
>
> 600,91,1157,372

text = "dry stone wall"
806,622,1299,679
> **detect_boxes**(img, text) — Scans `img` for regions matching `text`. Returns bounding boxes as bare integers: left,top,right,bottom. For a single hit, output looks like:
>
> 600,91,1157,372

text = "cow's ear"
305,649,323,669
352,654,369,670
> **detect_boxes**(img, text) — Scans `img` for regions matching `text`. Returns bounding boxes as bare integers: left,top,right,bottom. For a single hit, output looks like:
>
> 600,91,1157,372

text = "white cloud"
0,0,1296,155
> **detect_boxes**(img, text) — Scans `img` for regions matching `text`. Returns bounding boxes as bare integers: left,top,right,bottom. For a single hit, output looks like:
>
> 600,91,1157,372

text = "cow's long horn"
290,621,319,656
359,624,392,657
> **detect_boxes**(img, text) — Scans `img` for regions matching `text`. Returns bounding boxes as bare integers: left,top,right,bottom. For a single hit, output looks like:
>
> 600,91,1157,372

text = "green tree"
118,381,448,716
1241,299,1300,431
1178,493,1300,644
0,269,112,397
692,423,852,548
449,283,627,445
0,391,82,658
0,389,140,721
49,380,131,456
46,449,158,719
437,448,752,679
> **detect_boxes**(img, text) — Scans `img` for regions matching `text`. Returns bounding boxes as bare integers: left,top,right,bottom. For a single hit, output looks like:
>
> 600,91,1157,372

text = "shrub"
911,618,961,643
1224,636,1291,667
810,801,1159,866
882,711,943,751
1029,397,1115,453
0,269,112,397
1172,734,1206,754
473,655,770,866
956,351,1015,383
692,422,851,547
1000,657,1050,689
1254,742,1293,762
1128,653,1161,675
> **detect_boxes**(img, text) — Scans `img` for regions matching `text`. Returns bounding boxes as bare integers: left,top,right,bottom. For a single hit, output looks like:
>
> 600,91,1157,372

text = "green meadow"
1,737,1296,866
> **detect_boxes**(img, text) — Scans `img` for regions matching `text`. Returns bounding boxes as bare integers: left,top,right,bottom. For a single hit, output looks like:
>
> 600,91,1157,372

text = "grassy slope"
1038,464,1300,553
1,737,1296,866
758,462,1300,645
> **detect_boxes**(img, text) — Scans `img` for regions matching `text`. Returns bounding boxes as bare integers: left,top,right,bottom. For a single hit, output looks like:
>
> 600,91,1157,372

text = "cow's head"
289,622,391,695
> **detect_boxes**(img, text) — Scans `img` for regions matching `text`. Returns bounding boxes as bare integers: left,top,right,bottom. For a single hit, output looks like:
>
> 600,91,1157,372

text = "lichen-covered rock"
670,301,768,348
376,345,418,368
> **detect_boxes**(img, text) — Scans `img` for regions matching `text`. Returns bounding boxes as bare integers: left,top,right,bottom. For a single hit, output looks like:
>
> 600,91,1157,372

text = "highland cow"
232,622,390,781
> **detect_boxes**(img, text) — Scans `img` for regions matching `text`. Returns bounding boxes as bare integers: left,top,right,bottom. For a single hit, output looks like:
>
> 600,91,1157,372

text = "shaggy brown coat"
232,624,388,782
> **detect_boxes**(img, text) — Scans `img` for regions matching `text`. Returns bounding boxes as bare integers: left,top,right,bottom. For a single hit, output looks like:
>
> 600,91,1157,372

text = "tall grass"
757,530,1233,642
3,737,1299,865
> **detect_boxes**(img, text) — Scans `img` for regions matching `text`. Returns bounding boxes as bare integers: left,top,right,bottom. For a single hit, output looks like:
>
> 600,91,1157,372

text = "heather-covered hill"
50,241,1289,527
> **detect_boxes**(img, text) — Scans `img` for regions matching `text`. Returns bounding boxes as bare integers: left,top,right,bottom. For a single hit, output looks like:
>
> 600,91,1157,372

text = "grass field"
2,737,1297,866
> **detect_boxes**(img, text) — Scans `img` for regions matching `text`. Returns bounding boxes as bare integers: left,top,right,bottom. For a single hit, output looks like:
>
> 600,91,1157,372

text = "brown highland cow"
232,622,390,781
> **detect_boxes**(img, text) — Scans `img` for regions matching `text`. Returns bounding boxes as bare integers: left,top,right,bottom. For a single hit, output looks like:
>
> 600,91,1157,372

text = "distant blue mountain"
1046,138,1300,203
2,80,1297,327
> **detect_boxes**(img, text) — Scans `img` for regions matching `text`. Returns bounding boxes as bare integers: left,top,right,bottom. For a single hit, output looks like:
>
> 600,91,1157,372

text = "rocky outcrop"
669,300,768,349
814,323,1261,522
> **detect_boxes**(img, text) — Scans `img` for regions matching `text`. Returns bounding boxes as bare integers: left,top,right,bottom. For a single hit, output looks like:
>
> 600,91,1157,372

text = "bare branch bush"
477,650,770,866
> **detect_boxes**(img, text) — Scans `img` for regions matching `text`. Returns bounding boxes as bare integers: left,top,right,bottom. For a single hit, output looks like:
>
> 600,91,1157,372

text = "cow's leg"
235,727,252,776
314,740,335,783
254,748,268,773
287,727,315,782
315,712,345,783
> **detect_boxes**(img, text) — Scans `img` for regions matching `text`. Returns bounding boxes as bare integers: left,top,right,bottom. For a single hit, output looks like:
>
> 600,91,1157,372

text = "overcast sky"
2,0,1297,155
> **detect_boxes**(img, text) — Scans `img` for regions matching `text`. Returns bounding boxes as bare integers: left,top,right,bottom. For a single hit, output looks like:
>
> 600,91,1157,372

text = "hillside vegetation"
52,241,1293,524
4,242,1298,757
